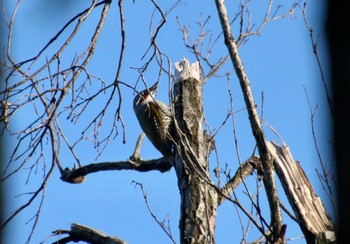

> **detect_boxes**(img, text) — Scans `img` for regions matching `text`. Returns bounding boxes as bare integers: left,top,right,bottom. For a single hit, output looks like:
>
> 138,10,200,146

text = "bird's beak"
149,82,159,96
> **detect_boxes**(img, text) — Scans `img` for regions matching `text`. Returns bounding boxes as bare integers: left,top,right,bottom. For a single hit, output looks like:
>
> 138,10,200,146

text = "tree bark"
214,0,283,240
60,157,172,184
173,59,217,244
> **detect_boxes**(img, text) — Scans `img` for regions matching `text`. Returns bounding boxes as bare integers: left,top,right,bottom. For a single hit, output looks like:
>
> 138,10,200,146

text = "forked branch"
214,0,283,239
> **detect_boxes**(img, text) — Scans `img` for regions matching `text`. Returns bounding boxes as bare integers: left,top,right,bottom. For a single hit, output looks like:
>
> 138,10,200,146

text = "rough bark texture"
173,59,217,244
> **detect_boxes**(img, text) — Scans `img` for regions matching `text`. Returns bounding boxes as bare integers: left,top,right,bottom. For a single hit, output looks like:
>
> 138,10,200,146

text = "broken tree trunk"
173,58,218,244
267,141,335,243
52,223,126,244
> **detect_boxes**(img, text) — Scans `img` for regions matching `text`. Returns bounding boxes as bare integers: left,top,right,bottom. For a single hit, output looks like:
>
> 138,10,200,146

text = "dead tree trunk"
214,1,335,242
173,59,217,244
267,141,335,243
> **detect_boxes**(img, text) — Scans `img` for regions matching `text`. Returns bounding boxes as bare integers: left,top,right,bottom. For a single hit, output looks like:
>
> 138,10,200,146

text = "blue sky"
1,0,333,243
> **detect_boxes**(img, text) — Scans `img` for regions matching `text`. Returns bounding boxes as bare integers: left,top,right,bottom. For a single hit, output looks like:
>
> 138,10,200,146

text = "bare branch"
51,223,126,244
279,200,298,223
1,153,56,240
130,133,146,160
217,156,261,206
60,157,172,184
214,0,283,238
302,3,333,116
176,14,231,83
235,1,302,48
1,1,335,243
303,86,336,211
133,181,176,244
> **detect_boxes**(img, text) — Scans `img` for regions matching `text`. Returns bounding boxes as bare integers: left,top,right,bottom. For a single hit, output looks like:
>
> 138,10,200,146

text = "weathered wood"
52,223,126,244
267,141,335,243
173,58,217,244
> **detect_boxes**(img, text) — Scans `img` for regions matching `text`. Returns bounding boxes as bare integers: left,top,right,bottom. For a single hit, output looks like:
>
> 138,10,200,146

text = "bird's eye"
141,91,149,99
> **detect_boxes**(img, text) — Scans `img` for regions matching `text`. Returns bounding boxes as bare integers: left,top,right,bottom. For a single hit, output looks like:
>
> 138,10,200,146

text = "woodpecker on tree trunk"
133,82,174,161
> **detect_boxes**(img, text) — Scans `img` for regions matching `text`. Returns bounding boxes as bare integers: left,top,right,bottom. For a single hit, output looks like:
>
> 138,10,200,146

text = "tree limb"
60,157,172,184
217,156,261,206
214,0,283,239
52,223,126,244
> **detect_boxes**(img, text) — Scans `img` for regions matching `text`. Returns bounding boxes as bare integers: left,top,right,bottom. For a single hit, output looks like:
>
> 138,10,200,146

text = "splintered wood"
267,141,335,243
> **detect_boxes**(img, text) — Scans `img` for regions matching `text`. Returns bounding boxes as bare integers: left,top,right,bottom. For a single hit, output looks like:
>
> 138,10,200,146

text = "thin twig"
133,181,176,244
302,3,333,116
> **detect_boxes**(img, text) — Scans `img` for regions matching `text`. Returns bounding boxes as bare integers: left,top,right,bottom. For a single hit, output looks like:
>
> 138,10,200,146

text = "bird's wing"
147,102,167,142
